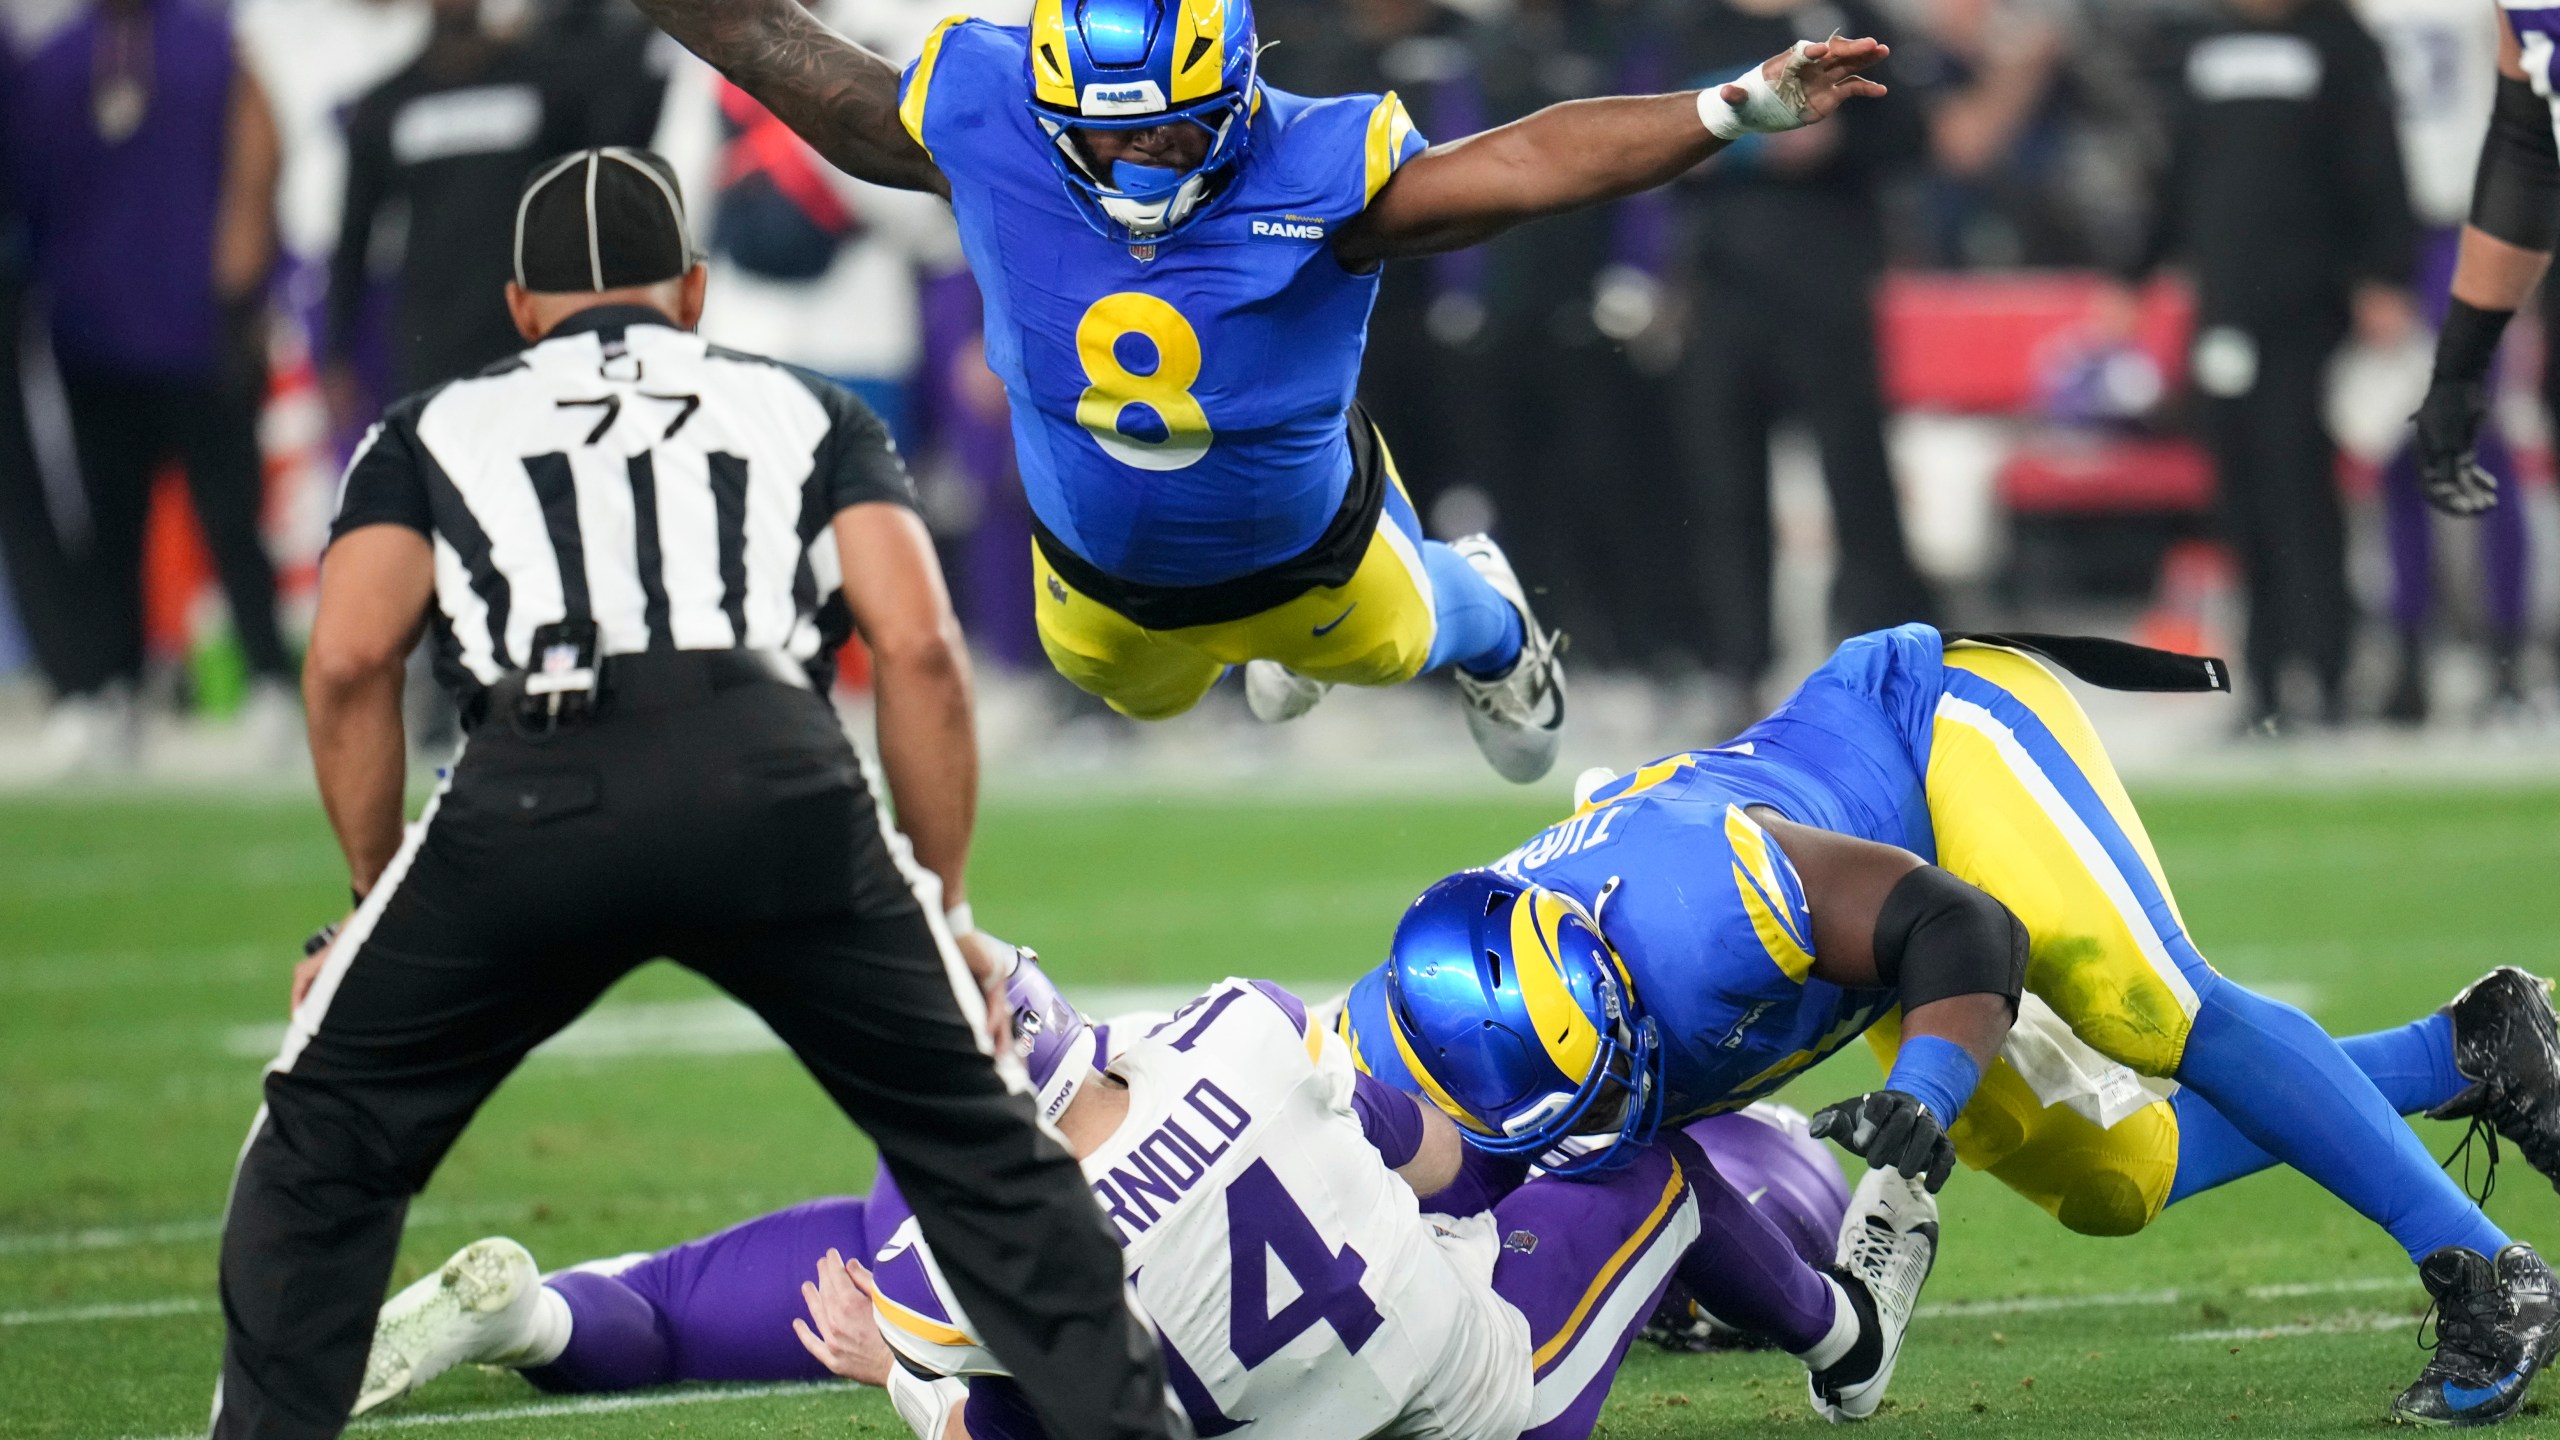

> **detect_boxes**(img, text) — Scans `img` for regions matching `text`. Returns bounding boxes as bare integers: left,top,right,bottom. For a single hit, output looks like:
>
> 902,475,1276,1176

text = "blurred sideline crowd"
2,0,2556,777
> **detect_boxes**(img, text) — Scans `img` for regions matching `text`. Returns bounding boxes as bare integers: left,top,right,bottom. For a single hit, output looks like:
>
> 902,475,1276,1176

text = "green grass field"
8,783,2560,1439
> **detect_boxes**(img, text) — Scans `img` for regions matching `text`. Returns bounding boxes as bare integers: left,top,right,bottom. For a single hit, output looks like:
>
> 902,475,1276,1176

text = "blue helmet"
1382,871,1663,1176
1025,0,1260,240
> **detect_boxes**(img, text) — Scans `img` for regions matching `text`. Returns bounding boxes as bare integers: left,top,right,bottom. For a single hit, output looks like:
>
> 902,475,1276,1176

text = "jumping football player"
622,0,1892,782
354,955,1912,1437
1368,625,2560,1427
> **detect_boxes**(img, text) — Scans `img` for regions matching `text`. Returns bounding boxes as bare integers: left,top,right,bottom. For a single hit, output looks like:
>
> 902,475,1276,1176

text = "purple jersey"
4,0,232,377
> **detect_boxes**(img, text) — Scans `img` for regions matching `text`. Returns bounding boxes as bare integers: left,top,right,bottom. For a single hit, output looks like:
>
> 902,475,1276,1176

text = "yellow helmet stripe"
1362,92,1417,205
1168,0,1229,103
1723,805,1811,954
1512,890,1603,1081
1028,0,1076,108
1389,1007,1494,1134
899,15,969,150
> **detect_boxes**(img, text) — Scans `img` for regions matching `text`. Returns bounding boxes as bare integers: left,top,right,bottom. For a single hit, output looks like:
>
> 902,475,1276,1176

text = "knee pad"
2055,1170,2158,1238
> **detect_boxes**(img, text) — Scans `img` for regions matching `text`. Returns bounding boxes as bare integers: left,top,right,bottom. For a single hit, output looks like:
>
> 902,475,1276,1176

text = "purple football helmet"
1688,1103,1852,1268
1004,948,1102,1126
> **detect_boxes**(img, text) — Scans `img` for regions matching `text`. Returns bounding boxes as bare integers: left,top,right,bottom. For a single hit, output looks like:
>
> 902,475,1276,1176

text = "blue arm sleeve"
1352,1070,1424,1170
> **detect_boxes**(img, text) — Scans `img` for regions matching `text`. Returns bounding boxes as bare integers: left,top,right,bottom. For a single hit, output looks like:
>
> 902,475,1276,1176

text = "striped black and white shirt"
331,306,913,711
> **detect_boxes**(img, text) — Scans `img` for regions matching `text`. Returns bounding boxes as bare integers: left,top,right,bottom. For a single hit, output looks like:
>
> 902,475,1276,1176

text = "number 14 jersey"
897,21,1427,588
869,978,1532,1439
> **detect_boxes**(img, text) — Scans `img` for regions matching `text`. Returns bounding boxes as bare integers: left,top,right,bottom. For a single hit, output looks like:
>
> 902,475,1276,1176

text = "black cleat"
2392,1245,2560,1427
2432,969,2560,1194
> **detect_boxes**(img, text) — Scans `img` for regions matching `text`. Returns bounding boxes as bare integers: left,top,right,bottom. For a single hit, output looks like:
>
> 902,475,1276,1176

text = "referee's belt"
475,648,812,733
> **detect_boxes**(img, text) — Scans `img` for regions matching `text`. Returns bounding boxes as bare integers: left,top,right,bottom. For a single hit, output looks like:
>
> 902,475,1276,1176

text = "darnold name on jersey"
1091,1079,1254,1244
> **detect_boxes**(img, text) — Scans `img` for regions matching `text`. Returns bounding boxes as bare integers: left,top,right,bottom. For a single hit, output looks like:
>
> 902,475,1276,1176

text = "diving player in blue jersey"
1360,625,2560,1427
627,0,1892,782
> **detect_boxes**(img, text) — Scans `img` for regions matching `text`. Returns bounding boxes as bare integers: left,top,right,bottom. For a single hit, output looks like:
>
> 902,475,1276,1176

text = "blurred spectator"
1890,0,2075,265
326,0,664,417
2125,0,2416,727
3,0,297,768
0,40,83,697
2358,0,2526,723
1664,0,1940,704
1262,0,1489,532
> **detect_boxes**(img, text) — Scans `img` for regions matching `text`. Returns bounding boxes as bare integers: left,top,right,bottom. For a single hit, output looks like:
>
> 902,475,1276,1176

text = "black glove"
2412,377,2500,517
1809,1090,1958,1192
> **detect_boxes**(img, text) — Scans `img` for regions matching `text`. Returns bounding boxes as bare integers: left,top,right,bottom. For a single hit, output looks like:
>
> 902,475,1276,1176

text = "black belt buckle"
515,620,602,739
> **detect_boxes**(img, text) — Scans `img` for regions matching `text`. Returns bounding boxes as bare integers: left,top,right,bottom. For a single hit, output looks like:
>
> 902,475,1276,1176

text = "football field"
8,781,2560,1439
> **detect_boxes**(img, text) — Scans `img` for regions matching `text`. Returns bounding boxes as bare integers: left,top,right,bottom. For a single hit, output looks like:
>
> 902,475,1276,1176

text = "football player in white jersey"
353,953,1920,1436
798,961,1926,1440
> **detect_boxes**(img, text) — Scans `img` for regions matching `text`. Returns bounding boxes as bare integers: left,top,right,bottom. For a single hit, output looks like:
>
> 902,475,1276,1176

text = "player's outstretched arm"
1334,36,1887,266
623,0,946,195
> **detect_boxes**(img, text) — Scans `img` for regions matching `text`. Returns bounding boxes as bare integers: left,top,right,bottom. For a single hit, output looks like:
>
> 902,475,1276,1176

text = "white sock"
497,1285,573,1370
1792,1275,1859,1372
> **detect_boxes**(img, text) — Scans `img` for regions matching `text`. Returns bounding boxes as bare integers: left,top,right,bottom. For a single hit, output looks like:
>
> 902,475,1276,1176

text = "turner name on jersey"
869,978,1531,1440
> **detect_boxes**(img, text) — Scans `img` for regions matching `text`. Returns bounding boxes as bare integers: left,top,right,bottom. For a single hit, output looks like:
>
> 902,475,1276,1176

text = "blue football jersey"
1472,624,1955,1122
899,21,1427,586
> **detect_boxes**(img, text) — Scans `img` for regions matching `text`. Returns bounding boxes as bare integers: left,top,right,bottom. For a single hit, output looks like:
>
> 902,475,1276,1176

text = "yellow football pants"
1031,472,1439,722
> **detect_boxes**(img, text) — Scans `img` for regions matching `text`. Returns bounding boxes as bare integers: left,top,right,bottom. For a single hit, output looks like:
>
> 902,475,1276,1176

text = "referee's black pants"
211,662,1167,1440
1672,271,1940,685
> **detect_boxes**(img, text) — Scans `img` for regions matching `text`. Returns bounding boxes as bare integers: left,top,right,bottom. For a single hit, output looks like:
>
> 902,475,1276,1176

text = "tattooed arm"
629,0,946,195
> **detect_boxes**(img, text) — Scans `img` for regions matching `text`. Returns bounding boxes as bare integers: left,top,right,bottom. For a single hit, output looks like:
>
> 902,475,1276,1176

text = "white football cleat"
1244,660,1330,723
355,1237,554,1415
1810,1166,1939,1423
1447,534,1565,784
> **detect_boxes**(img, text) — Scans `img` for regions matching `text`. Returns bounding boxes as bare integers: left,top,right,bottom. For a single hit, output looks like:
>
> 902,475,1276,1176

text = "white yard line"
1915,1275,2411,1320
0,1297,213,1326
0,1193,791,1258
2176,1312,2412,1342
120,1382,836,1440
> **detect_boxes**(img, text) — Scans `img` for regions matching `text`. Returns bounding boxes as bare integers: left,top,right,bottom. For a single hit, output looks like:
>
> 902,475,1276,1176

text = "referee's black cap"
513,147,697,294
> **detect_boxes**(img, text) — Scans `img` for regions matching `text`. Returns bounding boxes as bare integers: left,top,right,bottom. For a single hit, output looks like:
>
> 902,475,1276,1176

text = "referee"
212,149,1169,1440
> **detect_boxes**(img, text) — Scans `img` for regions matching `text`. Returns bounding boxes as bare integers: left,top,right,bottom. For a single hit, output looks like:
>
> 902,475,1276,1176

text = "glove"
1809,1090,1958,1193
2411,377,2500,516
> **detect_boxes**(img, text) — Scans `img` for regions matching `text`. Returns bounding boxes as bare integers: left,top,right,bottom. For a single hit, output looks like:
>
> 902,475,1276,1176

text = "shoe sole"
1448,537,1564,783
354,1238,537,1416
1244,662,1326,724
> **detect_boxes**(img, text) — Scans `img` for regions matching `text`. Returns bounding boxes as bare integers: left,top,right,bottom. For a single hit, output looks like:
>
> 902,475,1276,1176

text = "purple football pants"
523,1179,909,1393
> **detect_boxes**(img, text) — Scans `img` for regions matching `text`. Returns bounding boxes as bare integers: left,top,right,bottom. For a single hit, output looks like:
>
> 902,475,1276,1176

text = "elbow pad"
2471,76,2560,252
1872,866,2027,1014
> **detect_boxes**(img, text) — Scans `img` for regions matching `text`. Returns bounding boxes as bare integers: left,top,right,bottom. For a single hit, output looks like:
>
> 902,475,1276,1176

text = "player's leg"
169,380,294,684
215,782,645,1436
516,1194,881,1393
1491,1142,1703,1440
1926,643,2556,1422
691,908,1165,1440
1232,424,1560,779
1029,541,1225,721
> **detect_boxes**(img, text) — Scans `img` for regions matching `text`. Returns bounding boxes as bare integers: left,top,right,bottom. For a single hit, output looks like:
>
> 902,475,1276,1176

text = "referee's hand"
953,929,1015,1053
290,914,352,1014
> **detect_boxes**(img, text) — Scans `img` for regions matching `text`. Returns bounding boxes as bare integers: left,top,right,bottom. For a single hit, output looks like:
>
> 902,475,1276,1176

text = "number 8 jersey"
868,978,1533,1439
897,20,1426,588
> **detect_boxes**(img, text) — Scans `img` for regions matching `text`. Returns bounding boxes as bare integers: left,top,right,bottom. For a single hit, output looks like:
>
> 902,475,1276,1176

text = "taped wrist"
2435,299,2514,385
1873,865,2027,1014
1352,1070,1426,1170
2471,77,2560,252
1696,40,1818,140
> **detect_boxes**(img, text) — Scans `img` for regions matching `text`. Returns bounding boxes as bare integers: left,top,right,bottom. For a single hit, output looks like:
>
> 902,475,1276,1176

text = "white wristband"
944,900,975,937
1696,39,1822,140
887,1367,969,1440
